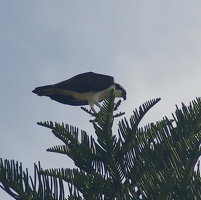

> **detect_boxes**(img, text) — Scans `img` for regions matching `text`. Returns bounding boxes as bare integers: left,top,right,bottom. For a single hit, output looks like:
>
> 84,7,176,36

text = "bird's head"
115,83,127,100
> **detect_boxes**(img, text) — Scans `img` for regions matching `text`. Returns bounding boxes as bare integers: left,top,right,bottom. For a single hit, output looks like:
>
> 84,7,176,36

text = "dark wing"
32,72,114,106
49,94,88,106
54,72,114,93
32,84,88,105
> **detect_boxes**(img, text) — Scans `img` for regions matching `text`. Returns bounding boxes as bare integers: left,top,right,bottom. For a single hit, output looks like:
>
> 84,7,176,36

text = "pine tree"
0,90,201,199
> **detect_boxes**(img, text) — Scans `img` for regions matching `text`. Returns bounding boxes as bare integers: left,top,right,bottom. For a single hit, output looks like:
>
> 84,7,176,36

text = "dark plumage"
32,72,126,112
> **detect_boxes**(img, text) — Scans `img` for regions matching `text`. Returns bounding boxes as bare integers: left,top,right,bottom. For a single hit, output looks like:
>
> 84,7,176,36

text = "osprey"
32,72,127,113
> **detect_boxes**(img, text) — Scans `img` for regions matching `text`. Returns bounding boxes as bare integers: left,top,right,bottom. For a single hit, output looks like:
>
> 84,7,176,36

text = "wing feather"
54,72,114,93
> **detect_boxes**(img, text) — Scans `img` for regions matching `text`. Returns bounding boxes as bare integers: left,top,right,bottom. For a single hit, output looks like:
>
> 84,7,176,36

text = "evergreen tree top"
1,90,201,199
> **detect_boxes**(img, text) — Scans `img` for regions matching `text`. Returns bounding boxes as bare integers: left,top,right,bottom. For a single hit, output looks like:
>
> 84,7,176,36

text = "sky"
0,1,201,199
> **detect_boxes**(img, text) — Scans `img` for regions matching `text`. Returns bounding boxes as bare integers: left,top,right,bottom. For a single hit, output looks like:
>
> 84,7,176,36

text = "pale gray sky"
1,1,201,199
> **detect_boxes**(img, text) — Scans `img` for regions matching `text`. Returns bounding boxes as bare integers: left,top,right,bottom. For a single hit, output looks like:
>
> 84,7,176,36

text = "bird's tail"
32,85,56,96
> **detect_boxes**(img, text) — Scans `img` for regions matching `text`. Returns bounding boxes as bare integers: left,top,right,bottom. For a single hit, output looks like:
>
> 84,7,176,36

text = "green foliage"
0,90,201,199
0,159,65,200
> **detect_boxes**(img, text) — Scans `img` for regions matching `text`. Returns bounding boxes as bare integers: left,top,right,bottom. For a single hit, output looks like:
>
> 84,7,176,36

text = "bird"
32,72,127,113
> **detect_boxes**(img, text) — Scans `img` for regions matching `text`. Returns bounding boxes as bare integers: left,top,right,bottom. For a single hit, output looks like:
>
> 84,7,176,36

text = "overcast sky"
1,1,201,199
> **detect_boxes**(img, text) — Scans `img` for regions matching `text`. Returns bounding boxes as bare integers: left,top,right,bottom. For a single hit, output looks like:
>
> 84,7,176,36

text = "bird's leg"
94,102,102,109
90,105,97,114
88,101,97,114
89,93,102,113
